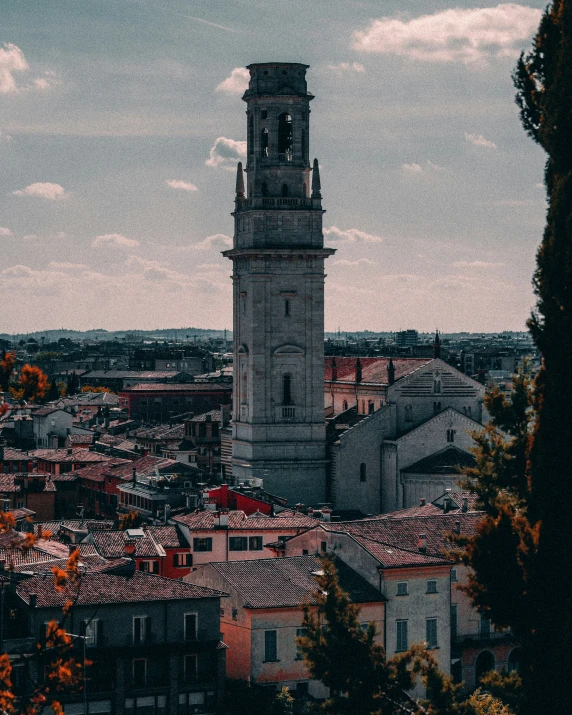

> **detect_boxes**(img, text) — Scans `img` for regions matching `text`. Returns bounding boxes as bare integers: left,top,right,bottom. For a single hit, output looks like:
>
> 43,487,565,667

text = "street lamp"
66,632,88,715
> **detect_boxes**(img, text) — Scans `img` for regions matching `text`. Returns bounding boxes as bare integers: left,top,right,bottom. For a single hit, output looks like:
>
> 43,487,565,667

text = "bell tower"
223,62,335,505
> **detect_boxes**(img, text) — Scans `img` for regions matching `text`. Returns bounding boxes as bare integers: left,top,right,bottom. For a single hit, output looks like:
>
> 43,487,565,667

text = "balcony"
238,197,313,210
454,629,515,647
280,406,296,421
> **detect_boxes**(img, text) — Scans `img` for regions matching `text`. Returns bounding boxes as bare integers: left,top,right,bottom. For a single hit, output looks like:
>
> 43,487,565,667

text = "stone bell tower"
223,62,335,506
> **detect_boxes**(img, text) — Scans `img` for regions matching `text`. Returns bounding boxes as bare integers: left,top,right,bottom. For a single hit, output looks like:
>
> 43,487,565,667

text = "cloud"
323,226,382,243
0,128,12,143
12,182,69,200
327,62,365,73
401,162,422,173
166,179,198,192
352,4,542,63
0,227,12,236
206,137,247,170
191,234,233,250
0,43,57,93
465,132,497,149
92,233,140,249
48,261,89,270
216,67,250,95
401,160,444,175
333,258,377,266
452,260,505,269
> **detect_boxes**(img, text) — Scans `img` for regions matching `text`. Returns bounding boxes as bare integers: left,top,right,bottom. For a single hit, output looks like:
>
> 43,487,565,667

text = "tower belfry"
223,62,335,505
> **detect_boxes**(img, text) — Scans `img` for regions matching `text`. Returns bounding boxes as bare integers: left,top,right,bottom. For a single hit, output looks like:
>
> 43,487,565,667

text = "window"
426,618,438,648
359,463,367,482
184,613,197,641
451,568,458,582
278,113,293,159
427,580,438,594
434,378,441,393
174,552,192,567
183,654,197,683
193,537,212,552
508,647,522,673
229,536,248,551
261,181,268,196
451,604,458,641
264,630,278,661
320,541,327,553
404,405,413,422
132,658,146,687
282,374,293,406
396,620,408,652
480,613,491,637
133,616,149,645
396,582,408,596
261,128,269,157
281,183,288,197
84,619,100,647
138,560,159,574
249,536,263,551
248,115,254,154
433,401,441,414
295,628,306,660
368,401,374,414
342,400,348,411
284,299,290,317
260,109,268,119
447,429,456,443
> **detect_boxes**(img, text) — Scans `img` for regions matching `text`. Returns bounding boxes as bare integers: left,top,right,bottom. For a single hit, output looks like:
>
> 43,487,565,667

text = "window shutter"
97,619,104,646
146,616,152,642
173,553,178,567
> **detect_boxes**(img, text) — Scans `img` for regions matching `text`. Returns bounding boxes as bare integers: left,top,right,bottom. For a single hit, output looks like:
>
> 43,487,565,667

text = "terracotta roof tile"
92,529,163,558
146,525,186,548
173,510,317,531
29,449,112,464
16,571,227,607
324,357,432,385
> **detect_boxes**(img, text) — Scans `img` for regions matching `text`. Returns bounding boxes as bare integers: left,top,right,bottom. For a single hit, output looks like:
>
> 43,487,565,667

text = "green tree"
457,4,572,713
66,372,80,396
46,380,60,402
297,556,501,715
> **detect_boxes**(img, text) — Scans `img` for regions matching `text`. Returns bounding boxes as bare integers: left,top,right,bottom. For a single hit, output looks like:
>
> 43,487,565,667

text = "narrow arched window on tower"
301,130,306,160
360,463,367,482
261,128,269,157
282,374,293,405
248,115,254,155
284,299,290,317
261,182,268,196
282,184,288,197
278,113,293,161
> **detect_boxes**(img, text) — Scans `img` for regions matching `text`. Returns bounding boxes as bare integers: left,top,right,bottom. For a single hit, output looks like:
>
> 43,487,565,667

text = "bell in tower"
223,63,335,506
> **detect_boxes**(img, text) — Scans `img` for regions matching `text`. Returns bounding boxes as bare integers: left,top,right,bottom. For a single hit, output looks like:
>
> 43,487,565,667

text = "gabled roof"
16,571,227,607
397,406,484,440
29,449,113,464
203,555,383,609
33,407,69,418
173,509,317,531
92,529,164,559
146,525,187,548
401,446,475,475
324,357,432,385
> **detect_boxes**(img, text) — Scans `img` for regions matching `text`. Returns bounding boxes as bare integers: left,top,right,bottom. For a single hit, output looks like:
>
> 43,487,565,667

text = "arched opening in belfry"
261,182,268,196
261,128,269,157
282,374,293,405
278,113,293,160
281,184,288,197
248,115,254,155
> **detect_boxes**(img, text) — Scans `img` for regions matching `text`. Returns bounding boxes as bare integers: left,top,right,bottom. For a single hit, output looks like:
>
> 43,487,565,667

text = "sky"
0,0,549,334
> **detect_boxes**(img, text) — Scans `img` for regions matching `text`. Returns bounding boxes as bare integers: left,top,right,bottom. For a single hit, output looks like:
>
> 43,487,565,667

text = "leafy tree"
455,4,572,713
0,514,86,713
9,365,49,402
0,351,16,392
297,556,506,715
119,511,143,530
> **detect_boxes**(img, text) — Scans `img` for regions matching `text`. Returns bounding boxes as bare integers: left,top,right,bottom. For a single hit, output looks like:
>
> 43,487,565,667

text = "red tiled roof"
30,449,112,464
146,525,186,548
201,555,384,609
350,535,451,568
324,357,432,385
120,383,231,393
33,407,67,417
1,448,29,462
92,529,163,559
173,510,318,531
16,571,227,606
0,476,21,493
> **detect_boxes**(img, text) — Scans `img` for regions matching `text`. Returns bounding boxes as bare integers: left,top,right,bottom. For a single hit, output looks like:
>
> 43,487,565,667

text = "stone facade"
223,63,334,506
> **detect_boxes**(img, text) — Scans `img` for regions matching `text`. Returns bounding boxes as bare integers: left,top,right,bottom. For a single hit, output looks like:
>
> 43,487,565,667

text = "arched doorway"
475,650,495,685
508,647,522,673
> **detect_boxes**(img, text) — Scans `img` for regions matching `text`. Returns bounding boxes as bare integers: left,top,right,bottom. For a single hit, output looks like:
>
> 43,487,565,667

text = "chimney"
307,507,314,518
387,359,395,386
418,534,427,553
213,511,222,528
67,447,73,456
462,497,468,513
330,357,338,382
164,504,171,525
204,497,217,512
68,544,79,556
433,330,441,359
419,497,426,506
235,161,245,200
321,507,332,522
444,497,452,514
454,520,461,535
355,357,362,384
29,593,37,609
219,508,229,528
295,503,304,512
132,467,137,484
124,540,136,558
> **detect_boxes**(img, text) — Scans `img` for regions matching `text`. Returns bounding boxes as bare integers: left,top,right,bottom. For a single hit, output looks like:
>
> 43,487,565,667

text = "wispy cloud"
333,258,377,266
216,67,249,95
465,132,497,149
352,4,541,64
327,62,365,74
401,161,444,175
48,261,89,270
324,226,382,243
0,128,12,143
92,233,140,249
191,234,232,250
12,182,69,200
166,179,198,192
205,137,246,170
0,43,57,93
452,260,505,268
0,227,12,236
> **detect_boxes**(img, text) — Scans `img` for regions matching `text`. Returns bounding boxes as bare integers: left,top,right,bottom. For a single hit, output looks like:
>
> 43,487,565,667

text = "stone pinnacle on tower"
311,158,321,199
235,161,245,199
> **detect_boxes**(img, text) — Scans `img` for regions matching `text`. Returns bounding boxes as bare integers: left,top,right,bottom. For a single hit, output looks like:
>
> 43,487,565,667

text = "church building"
223,63,335,506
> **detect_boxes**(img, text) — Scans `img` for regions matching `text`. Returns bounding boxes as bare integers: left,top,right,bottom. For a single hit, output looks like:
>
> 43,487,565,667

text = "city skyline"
1,0,547,334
